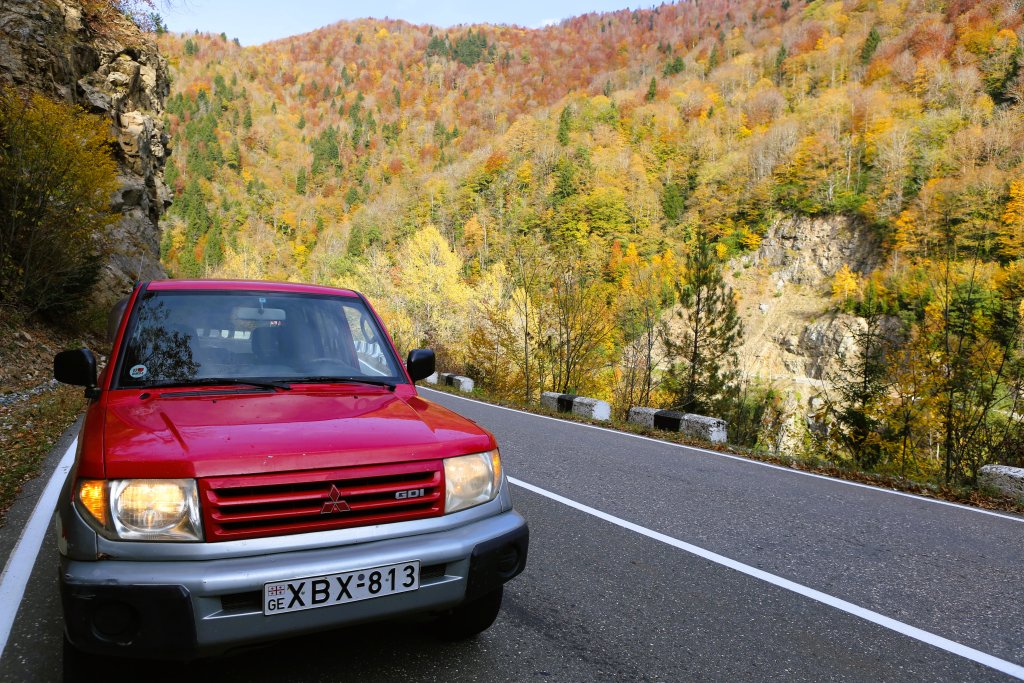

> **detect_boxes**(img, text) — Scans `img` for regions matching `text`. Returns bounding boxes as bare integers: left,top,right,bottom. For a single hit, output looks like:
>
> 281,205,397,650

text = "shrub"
0,87,118,316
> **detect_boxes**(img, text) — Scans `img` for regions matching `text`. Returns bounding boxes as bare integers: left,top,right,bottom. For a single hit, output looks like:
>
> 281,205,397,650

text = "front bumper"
62,510,528,659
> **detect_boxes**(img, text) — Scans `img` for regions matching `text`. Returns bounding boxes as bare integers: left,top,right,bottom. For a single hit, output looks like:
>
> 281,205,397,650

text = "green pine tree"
774,45,788,84
661,182,687,223
557,106,572,145
822,303,892,470
706,44,720,75
662,56,685,76
665,232,743,414
205,216,225,268
348,224,365,256
645,77,657,102
151,13,167,34
860,27,881,65
226,140,242,172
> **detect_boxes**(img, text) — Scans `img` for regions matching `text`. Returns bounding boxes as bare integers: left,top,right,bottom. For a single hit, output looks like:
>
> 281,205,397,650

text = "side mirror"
406,349,435,383
54,348,100,398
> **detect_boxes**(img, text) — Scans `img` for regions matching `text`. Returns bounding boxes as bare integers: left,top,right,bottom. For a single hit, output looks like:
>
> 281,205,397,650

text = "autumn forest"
154,0,1024,489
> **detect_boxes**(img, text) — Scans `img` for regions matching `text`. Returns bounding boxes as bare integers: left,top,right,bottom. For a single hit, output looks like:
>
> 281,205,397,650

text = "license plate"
263,560,420,615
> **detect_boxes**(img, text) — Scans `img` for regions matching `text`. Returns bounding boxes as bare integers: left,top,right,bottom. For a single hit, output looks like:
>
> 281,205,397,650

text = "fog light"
92,601,138,641
496,546,520,575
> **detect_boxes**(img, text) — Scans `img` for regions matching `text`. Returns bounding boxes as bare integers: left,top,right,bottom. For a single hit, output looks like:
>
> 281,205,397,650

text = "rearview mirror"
406,349,435,382
54,348,100,398
234,306,286,321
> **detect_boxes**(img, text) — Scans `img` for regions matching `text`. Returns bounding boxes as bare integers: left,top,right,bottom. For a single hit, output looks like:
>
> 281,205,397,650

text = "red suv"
53,280,528,662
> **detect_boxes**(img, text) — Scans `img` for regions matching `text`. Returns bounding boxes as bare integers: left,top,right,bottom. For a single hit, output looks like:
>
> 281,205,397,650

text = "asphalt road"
0,388,1022,682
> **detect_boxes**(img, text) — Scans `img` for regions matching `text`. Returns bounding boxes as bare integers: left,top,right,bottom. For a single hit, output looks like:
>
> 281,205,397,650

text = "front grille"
200,461,444,541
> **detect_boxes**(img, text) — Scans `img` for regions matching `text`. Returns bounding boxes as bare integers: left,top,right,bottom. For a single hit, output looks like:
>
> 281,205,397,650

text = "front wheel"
434,586,503,641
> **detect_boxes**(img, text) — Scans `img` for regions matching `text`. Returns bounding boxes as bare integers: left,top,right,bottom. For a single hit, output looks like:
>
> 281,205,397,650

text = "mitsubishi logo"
320,484,351,514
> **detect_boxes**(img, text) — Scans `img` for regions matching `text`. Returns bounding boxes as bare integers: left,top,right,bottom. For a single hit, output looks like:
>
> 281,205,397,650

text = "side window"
343,305,390,376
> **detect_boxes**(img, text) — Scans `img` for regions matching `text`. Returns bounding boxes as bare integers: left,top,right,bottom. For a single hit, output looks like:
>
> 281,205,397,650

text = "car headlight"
444,451,502,514
76,479,203,541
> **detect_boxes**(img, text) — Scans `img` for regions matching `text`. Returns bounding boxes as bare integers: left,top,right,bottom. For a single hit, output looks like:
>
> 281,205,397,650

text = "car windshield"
114,290,405,388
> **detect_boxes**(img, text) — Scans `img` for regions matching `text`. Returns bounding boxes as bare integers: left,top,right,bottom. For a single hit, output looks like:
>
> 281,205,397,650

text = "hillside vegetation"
156,0,1024,487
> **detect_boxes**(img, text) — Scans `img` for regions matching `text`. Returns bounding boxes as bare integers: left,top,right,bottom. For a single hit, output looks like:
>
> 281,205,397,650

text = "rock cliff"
0,0,169,308
731,215,883,384
725,216,887,452
752,215,882,288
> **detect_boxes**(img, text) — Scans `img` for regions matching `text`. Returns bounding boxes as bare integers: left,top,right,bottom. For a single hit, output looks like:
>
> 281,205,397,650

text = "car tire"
434,586,503,641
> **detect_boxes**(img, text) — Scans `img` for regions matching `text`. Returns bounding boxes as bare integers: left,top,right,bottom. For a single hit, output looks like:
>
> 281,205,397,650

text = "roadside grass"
0,386,84,524
422,383,1024,517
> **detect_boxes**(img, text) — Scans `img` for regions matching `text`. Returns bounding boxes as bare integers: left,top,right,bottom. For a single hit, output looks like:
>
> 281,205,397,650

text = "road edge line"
508,475,1024,680
0,437,77,658
422,388,1023,524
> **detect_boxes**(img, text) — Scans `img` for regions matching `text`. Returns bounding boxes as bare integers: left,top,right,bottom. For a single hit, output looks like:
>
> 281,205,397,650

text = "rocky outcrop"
732,215,888,383
773,315,862,380
752,215,882,288
0,0,169,308
775,314,901,381
727,215,890,450
979,465,1024,502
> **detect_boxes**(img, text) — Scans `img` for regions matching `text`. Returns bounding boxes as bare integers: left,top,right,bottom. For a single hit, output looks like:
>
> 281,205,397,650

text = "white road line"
422,388,1024,524
0,437,77,658
509,475,1024,680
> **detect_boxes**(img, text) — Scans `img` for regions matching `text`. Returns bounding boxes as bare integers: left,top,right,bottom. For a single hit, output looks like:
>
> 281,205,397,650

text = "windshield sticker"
129,364,148,379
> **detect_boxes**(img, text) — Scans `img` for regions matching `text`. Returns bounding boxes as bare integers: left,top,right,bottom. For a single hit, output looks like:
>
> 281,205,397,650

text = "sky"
161,1,644,46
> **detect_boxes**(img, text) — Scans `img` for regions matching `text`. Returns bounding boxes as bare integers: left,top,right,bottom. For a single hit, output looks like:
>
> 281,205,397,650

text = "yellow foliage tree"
350,225,473,363
739,228,762,251
831,264,859,303
0,87,118,315
463,214,484,255
613,244,678,414
464,263,523,397
998,178,1024,260
879,329,940,479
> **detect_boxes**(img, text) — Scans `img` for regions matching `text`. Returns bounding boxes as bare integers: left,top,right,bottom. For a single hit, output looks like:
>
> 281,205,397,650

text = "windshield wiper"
146,378,292,391
291,376,397,391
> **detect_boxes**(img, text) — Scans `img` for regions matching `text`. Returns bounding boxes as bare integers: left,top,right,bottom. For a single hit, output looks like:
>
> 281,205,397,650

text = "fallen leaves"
0,385,85,525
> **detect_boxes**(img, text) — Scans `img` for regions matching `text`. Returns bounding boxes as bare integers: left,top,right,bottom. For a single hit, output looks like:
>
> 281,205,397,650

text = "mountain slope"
156,1,1024,482
157,0,1024,285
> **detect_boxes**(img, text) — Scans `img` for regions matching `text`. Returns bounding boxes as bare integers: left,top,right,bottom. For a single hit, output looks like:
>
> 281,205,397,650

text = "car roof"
145,279,359,297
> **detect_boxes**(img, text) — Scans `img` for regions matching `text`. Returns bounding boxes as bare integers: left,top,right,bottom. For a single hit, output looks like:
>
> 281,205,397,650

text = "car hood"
100,386,494,479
